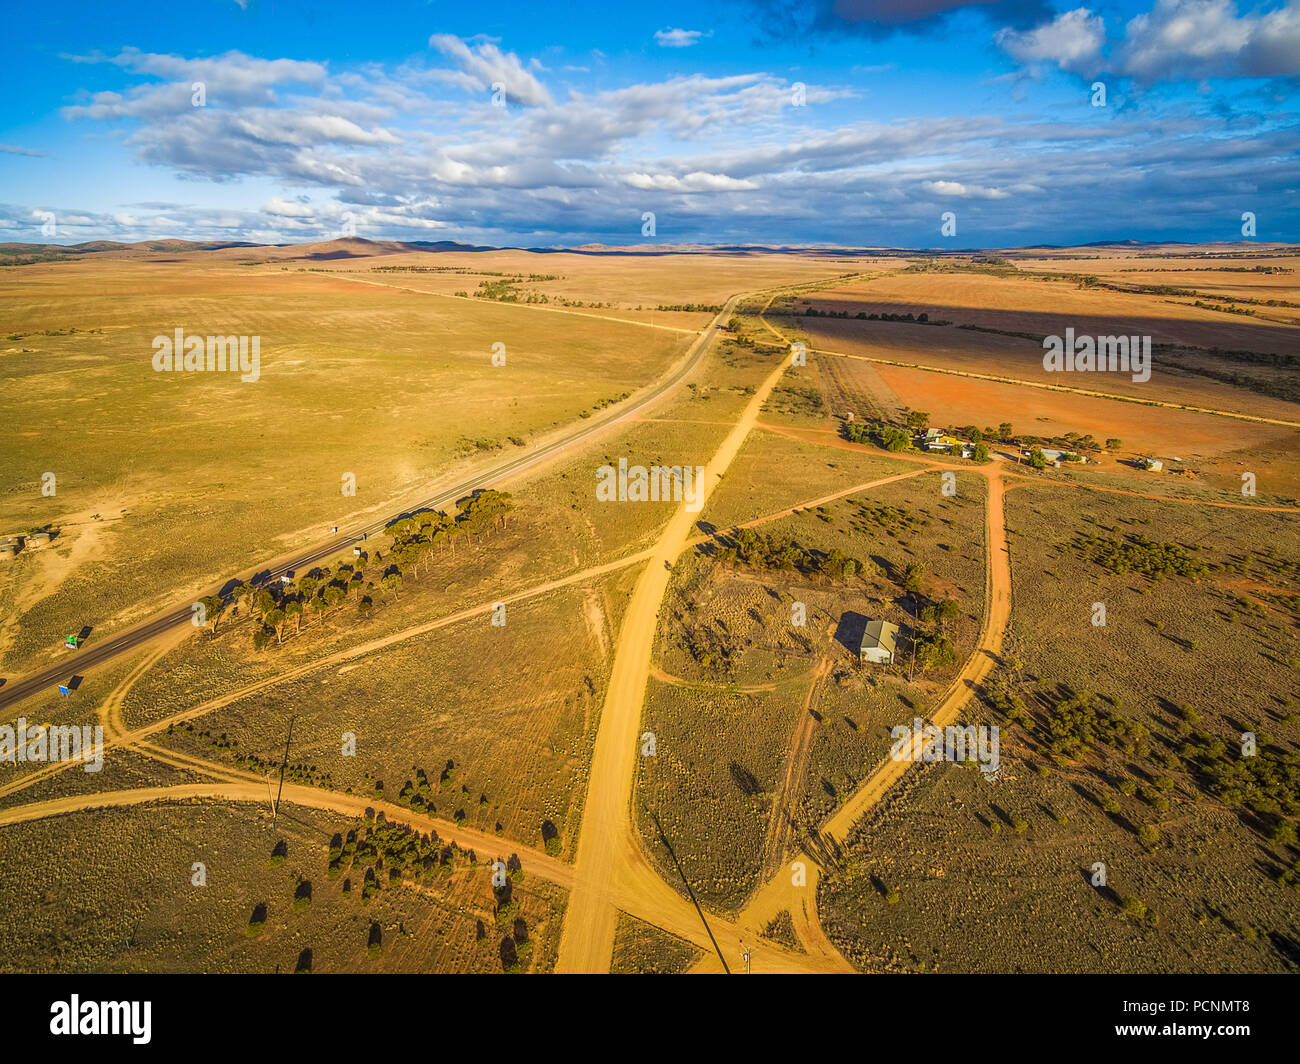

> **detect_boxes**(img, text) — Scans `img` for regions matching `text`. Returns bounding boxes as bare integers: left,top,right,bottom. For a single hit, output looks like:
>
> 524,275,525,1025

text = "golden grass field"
819,484,1300,973
0,246,853,677
1,241,1296,974
0,802,567,973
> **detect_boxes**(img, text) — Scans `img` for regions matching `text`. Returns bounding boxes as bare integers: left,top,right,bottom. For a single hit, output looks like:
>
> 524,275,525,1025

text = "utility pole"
271,715,296,831
909,590,918,681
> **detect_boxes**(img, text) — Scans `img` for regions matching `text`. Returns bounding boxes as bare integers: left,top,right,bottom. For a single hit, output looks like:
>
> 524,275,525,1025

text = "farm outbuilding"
924,433,964,453
859,619,900,665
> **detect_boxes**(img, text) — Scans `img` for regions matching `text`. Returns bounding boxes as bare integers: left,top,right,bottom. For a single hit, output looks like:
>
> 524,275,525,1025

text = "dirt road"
0,781,575,887
822,471,1011,841
556,351,797,973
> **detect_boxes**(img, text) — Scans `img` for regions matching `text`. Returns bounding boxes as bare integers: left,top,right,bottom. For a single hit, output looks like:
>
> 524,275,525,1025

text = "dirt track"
822,472,1011,841
556,352,798,973
0,781,575,887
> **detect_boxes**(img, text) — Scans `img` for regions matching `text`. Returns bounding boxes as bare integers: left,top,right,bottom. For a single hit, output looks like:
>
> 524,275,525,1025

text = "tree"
456,490,515,545
1105,437,1122,450
921,598,959,627
998,422,1013,441
381,572,403,600
973,442,990,462
903,561,927,593
905,409,930,432
255,589,276,622
284,599,303,636
429,511,457,554
1027,449,1048,469
879,427,911,452
292,878,312,912
232,582,254,620
265,607,286,644
197,595,225,635
245,903,268,937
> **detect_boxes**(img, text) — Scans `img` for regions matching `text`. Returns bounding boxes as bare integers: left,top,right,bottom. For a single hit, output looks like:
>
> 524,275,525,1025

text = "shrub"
245,903,268,937
1121,896,1147,919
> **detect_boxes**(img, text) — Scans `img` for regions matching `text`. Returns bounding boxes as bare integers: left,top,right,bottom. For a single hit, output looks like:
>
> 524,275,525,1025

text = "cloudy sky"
1,0,1297,247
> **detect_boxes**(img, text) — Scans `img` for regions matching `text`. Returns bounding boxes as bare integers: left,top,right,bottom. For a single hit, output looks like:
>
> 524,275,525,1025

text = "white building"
859,619,900,665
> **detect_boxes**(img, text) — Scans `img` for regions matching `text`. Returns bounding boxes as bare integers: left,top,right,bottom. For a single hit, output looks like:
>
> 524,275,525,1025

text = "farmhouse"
859,619,900,665
923,433,965,453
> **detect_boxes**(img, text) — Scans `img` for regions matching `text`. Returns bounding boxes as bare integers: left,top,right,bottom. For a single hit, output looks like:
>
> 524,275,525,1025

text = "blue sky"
1,0,1297,247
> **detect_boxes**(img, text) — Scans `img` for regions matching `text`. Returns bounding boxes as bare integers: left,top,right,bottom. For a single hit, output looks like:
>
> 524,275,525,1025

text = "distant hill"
1,235,1294,267
0,239,258,255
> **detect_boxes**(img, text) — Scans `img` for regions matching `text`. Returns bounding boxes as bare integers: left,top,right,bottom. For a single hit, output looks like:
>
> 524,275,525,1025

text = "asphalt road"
0,297,739,712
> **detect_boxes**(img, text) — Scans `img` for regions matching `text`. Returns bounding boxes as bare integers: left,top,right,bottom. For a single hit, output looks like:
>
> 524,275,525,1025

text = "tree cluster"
1074,531,1209,581
714,526,866,582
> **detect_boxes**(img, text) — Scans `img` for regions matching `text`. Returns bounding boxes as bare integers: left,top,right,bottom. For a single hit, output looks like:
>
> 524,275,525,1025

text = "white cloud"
263,197,316,218
924,179,968,195
654,28,710,48
922,179,1009,198
1119,0,1300,79
625,170,759,191
427,35,552,106
995,8,1107,75
997,1,1300,82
